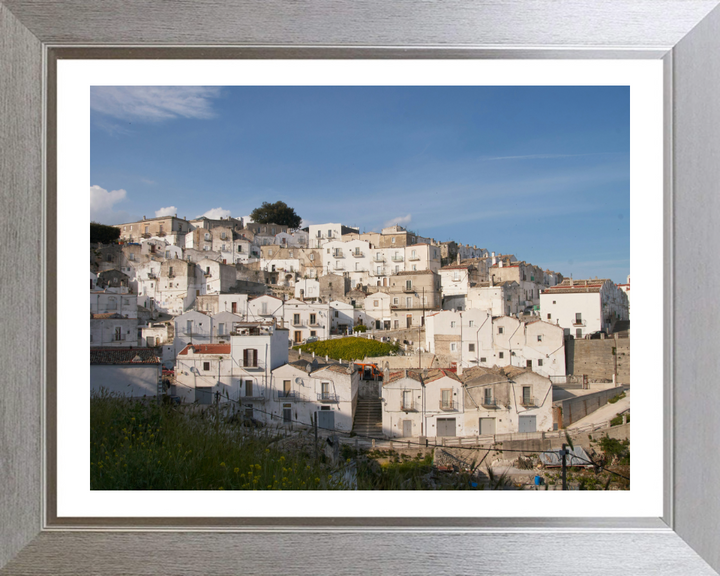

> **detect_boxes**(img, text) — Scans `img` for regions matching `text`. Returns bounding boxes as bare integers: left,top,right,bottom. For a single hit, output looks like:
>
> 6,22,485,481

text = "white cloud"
198,207,233,220
91,87,222,123
383,214,412,228
155,206,177,217
90,185,129,224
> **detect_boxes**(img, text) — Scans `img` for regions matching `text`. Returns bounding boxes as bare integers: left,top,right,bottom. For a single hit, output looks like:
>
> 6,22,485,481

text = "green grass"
91,391,341,490
295,336,399,361
607,391,626,404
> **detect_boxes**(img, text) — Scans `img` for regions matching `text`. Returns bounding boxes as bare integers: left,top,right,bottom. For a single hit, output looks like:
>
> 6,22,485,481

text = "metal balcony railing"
317,392,339,403
408,255,420,261
521,399,536,407
352,251,363,258
391,255,404,262
275,391,305,402
374,255,385,262
481,398,498,408
572,319,586,327
402,286,415,293
243,394,266,402
332,250,344,258
401,403,417,412
439,400,458,411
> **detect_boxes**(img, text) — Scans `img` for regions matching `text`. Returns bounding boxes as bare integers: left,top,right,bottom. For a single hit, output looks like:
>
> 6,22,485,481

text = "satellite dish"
295,377,304,385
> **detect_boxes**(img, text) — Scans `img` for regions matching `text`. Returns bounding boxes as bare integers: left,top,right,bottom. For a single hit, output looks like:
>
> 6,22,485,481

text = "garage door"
317,410,335,431
437,418,456,437
518,415,537,433
479,417,496,436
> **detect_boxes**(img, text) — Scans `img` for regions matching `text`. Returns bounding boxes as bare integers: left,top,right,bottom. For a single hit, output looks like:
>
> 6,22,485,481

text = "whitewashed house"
363,292,393,330
173,310,213,356
540,278,629,337
381,369,465,439
295,278,321,301
270,360,360,431
462,366,553,435
211,311,244,342
282,299,331,344
91,348,161,398
329,300,355,335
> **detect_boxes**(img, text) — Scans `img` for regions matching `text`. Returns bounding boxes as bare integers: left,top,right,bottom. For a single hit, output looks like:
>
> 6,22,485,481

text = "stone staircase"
353,397,383,438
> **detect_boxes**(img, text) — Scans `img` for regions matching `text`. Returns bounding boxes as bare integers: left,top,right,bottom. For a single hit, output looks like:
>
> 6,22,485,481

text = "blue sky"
91,86,630,283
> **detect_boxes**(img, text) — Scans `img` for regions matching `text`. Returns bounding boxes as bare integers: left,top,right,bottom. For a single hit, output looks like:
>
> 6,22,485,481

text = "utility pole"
314,411,319,460
561,443,568,490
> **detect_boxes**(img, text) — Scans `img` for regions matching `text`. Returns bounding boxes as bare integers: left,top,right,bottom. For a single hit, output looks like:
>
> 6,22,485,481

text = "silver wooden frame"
2,2,719,574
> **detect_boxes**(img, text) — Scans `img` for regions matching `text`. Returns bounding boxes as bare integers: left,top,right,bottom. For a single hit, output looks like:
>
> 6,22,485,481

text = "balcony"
275,391,306,402
401,403,417,412
439,400,458,411
332,250,344,258
204,272,212,277
374,255,385,262
481,399,498,409
521,399,536,408
370,269,386,277
351,251,364,258
572,319,586,327
291,320,304,327
141,233,151,239
243,394,266,403
147,273,157,279
402,286,415,293
409,255,420,261
391,255,404,262
317,392,339,403
334,264,345,271
158,231,166,237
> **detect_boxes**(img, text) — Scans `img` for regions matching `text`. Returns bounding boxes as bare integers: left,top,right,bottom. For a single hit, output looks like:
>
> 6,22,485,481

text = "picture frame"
1,1,719,574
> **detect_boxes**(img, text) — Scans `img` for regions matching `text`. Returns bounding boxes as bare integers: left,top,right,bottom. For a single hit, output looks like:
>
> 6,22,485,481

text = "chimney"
457,363,463,376
490,274,495,287
404,368,408,378
499,261,503,268
456,252,461,264
143,216,146,220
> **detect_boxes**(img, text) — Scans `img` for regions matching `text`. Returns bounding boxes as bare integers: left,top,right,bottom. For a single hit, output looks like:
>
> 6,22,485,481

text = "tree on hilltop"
91,221,120,244
249,201,302,230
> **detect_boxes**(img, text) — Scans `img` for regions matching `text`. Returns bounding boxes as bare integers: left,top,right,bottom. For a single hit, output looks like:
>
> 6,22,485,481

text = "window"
243,349,258,367
480,357,487,363
526,360,532,368
469,320,474,327
261,302,268,315
310,314,316,325
268,249,273,256
394,320,399,329
321,382,331,400
453,270,460,281
271,228,276,235
412,265,417,271
547,313,551,320
499,352,504,359
129,253,134,261
553,300,556,304
328,230,332,237
405,280,412,290
114,326,122,341
237,244,243,252
289,251,293,257
309,254,314,261
391,237,395,244
537,334,543,342
522,386,531,405
575,313,582,323
221,232,226,239
450,321,456,328
373,300,379,306
310,330,316,337
203,245,209,251
203,362,210,371
334,311,339,318
450,343,457,352
498,326,504,334
123,226,127,231
406,297,412,307
402,390,412,410
293,313,301,325
411,250,416,258
282,380,291,398
245,380,253,396
469,343,475,352
377,266,382,275
395,265,399,273
218,323,225,336
538,359,544,367
576,328,583,338
441,389,453,409
484,388,492,405
221,244,226,251
205,233,210,240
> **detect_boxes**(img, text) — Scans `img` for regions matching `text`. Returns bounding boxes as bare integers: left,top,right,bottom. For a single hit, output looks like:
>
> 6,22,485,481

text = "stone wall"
554,386,628,428
565,335,630,384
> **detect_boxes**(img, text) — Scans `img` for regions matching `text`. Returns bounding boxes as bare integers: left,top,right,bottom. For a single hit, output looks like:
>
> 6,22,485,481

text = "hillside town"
90,210,630,446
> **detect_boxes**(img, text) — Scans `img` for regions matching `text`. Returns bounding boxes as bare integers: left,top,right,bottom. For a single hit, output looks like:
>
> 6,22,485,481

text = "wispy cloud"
141,178,156,185
198,207,232,220
91,87,223,123
155,206,177,217
90,185,132,224
383,214,412,228
479,152,624,161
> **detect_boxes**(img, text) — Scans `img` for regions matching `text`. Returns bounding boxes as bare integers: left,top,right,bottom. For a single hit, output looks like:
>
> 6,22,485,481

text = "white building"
294,278,321,301
425,309,565,377
91,348,161,398
173,310,213,356
329,300,355,335
173,323,289,415
461,366,554,435
381,369,465,438
540,278,629,337
270,360,360,431
282,299,331,344
363,292,393,330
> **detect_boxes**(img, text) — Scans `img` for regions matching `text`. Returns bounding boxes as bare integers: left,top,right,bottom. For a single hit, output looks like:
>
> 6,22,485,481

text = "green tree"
91,222,121,244
249,201,302,230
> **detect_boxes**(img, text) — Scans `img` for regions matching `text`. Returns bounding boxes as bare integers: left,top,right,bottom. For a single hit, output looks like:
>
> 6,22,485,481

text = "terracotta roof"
313,363,353,375
441,264,472,271
178,344,231,356
91,313,124,320
90,348,160,365
395,270,435,275
384,368,460,386
501,365,534,379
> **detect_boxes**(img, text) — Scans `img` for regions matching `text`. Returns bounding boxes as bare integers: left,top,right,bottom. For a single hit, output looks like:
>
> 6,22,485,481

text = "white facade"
295,278,321,301
283,299,331,344
381,369,465,439
269,362,359,431
173,310,213,356
308,223,344,248
464,282,521,317
90,290,137,318
425,309,566,377
329,301,355,334
363,292,393,330
540,279,629,337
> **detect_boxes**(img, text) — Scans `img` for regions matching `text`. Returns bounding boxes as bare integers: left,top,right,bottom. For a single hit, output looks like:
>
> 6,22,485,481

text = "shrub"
297,337,399,361
608,391,626,404
353,324,368,333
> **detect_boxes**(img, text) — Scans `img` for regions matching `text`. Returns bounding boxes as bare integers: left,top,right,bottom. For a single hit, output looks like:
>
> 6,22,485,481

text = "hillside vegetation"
295,337,399,361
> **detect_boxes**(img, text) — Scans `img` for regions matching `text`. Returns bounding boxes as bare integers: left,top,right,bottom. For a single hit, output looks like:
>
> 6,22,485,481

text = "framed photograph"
2,2,720,574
